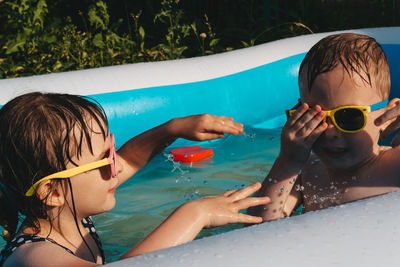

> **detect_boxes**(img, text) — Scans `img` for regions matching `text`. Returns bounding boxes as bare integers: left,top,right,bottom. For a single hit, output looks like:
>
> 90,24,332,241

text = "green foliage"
0,0,228,78
0,0,398,78
153,0,190,59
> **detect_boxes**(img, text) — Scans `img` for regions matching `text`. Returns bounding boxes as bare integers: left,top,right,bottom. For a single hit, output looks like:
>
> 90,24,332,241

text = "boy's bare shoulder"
379,145,400,171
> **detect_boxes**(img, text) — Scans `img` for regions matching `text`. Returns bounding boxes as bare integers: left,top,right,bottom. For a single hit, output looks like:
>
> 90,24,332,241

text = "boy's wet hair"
299,33,390,99
0,92,108,241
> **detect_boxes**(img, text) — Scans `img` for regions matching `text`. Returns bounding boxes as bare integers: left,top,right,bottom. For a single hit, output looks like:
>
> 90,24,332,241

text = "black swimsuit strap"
81,217,105,263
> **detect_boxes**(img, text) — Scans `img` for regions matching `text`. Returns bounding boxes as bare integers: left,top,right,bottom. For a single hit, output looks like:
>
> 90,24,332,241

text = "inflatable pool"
1,27,399,266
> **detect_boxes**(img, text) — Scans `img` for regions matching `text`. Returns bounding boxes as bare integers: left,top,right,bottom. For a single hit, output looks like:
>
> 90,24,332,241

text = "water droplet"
245,133,256,142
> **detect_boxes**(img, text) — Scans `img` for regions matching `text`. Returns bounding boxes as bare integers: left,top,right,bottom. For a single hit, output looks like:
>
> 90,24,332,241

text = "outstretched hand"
167,114,244,141
191,182,270,228
280,103,327,169
375,98,400,147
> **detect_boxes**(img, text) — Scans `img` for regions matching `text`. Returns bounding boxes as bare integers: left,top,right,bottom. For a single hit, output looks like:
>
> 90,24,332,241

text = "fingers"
228,182,261,202
285,103,325,140
287,103,309,127
375,98,398,126
195,114,244,139
234,213,263,224
223,189,238,197
211,116,244,135
291,106,323,132
391,133,400,147
380,117,400,140
198,133,225,140
234,196,271,211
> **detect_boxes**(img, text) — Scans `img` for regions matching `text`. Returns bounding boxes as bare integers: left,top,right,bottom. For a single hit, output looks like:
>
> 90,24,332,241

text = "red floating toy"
170,146,214,162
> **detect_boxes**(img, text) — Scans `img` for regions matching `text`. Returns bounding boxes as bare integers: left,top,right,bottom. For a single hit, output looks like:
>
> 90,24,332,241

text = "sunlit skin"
252,65,400,221
5,113,270,267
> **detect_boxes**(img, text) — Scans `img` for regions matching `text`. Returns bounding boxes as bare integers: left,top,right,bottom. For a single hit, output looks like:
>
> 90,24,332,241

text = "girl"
0,92,270,266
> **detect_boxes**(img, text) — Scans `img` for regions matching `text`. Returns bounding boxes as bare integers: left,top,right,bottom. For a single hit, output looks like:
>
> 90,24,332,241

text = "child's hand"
375,98,400,147
167,114,244,141
280,103,327,169
189,182,270,228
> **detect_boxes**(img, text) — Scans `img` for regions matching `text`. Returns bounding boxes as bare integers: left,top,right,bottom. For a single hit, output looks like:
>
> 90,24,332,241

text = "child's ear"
35,180,65,207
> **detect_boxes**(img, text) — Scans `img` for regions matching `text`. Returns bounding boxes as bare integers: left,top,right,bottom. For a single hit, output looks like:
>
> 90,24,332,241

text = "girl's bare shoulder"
4,241,93,267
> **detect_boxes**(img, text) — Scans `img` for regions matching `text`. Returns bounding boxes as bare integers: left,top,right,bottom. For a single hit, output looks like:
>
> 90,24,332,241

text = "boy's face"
299,65,385,171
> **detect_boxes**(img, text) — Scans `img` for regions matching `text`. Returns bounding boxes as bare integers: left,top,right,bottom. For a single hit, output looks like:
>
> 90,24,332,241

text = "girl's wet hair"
0,92,108,242
299,33,390,99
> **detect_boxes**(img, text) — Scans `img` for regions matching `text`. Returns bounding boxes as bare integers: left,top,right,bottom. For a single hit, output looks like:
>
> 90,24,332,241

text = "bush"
0,0,398,78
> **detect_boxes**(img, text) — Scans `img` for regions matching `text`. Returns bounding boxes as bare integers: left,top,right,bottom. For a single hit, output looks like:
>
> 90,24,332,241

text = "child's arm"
116,114,244,186
120,182,270,258
250,103,326,221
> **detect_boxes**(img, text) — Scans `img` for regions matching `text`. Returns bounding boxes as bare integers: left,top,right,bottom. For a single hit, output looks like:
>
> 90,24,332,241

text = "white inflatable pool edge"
107,192,400,267
0,27,399,104
106,191,400,267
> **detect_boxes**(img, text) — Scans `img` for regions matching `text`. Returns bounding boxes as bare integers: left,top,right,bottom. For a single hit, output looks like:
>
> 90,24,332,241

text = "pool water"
0,127,282,262
95,126,281,262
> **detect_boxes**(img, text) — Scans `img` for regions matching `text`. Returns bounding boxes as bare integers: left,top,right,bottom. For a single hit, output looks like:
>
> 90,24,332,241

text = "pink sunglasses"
26,134,117,196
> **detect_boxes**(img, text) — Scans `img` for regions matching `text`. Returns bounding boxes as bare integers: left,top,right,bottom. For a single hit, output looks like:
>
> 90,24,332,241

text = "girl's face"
64,121,120,218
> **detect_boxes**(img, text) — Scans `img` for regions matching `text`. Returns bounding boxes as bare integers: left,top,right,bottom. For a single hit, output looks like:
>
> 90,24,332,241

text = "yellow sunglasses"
25,134,116,197
288,100,388,133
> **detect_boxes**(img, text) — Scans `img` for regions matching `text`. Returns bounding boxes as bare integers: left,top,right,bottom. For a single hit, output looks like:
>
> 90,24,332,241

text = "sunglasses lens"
100,134,116,180
334,108,365,131
99,165,112,180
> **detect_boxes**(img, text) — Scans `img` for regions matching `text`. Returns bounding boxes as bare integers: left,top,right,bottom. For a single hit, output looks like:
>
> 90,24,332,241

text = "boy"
252,33,400,221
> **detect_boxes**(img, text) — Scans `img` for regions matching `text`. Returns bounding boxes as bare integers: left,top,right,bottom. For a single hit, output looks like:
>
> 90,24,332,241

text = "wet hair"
299,33,390,99
0,92,108,242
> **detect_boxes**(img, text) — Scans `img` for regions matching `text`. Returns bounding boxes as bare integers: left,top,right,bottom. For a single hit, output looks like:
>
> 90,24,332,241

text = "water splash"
164,153,202,200
295,184,304,191
244,132,256,142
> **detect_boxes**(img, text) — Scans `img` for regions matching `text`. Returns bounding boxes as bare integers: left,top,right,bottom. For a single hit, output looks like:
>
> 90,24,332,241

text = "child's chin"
103,197,117,212
316,153,355,169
